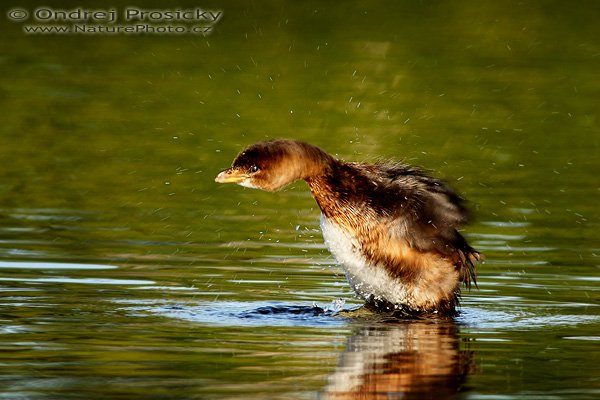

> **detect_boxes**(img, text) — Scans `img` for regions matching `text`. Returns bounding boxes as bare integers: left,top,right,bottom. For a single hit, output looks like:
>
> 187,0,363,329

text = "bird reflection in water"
322,318,474,399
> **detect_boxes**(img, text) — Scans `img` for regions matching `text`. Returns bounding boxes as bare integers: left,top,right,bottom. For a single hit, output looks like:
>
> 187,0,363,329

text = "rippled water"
2,1,599,399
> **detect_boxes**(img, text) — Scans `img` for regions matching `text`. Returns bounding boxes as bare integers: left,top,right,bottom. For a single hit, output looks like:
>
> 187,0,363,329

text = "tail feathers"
458,248,482,289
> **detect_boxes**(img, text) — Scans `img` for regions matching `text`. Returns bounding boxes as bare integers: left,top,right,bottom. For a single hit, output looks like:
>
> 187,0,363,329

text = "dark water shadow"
128,300,349,328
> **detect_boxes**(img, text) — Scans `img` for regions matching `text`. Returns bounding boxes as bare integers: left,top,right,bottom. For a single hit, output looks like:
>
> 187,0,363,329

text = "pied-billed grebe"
215,139,481,315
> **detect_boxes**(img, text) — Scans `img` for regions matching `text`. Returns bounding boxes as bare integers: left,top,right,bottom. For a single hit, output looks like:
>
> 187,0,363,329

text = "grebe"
215,139,480,315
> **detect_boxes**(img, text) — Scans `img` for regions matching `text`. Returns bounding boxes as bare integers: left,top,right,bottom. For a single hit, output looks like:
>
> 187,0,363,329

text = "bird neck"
305,161,362,222
269,141,335,189
256,141,336,192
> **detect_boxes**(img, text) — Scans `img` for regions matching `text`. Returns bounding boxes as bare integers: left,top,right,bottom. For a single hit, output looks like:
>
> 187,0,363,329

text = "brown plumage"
215,139,481,315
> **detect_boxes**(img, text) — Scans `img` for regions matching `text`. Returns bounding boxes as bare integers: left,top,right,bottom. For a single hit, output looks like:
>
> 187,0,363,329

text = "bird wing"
366,163,480,286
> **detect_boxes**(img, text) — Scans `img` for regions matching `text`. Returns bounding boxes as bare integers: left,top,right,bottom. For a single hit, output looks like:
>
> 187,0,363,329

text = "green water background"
1,1,599,398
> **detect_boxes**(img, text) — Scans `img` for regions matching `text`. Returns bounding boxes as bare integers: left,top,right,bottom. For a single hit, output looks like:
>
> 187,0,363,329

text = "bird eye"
247,165,260,173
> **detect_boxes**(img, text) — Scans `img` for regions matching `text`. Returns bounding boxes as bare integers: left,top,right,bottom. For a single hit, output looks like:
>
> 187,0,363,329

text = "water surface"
1,1,599,399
